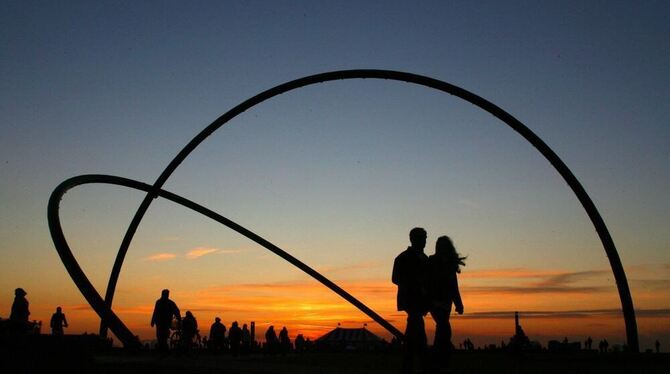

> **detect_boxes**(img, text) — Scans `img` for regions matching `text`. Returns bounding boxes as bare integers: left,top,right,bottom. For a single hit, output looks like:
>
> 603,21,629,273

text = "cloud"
529,270,609,288
144,253,177,261
458,308,670,319
461,268,564,279
185,247,219,259
185,246,242,259
462,285,609,295
460,268,613,295
630,278,670,289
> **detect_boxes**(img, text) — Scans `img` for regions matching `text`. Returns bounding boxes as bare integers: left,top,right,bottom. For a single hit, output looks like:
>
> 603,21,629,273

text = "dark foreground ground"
2,348,669,374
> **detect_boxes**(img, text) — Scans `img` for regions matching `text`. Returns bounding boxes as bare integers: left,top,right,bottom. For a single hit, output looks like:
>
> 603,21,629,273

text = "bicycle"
169,318,201,353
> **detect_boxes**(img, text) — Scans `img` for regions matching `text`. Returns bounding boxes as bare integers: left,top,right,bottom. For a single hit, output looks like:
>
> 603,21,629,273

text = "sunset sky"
1,1,669,350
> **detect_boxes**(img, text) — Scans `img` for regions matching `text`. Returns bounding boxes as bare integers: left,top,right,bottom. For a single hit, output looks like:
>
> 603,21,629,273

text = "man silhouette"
209,317,226,353
392,227,429,373
150,289,181,354
50,306,68,336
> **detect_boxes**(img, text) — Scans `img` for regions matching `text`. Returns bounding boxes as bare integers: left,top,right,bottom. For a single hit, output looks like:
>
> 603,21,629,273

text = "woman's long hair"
435,235,467,273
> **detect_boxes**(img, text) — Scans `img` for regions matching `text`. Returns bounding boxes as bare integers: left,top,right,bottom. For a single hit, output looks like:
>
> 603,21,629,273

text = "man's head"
409,227,427,251
15,288,26,297
56,306,62,312
161,289,170,298
215,317,221,322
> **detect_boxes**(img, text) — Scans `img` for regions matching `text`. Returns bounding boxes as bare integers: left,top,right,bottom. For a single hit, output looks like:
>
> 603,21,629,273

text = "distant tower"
251,321,255,343
511,311,529,350
515,311,520,334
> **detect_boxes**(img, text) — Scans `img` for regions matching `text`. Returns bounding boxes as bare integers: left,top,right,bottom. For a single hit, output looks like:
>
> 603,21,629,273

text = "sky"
1,0,669,350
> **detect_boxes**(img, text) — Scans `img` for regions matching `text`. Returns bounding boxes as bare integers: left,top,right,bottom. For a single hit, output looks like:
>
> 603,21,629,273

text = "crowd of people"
149,288,296,355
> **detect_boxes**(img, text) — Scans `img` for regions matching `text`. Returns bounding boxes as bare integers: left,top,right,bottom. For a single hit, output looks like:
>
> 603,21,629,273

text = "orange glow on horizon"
3,266,668,350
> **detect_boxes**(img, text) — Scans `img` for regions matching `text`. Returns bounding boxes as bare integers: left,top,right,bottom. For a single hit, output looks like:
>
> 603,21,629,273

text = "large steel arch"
52,69,636,351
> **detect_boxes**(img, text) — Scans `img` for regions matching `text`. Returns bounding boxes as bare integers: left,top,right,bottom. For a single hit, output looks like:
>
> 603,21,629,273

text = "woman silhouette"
428,236,466,369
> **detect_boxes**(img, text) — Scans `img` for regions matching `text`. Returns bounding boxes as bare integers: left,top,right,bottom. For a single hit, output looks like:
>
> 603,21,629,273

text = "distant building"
508,312,541,352
315,326,385,351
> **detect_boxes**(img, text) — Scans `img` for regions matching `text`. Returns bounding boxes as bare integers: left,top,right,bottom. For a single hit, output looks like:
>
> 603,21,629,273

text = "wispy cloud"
461,268,564,279
141,247,242,262
458,308,670,319
463,285,609,295
144,253,177,262
530,270,609,288
630,278,670,289
185,247,220,259
459,268,613,295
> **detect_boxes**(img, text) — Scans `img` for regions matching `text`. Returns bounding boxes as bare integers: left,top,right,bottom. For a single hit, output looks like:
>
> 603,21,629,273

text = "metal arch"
51,69,637,351
48,174,404,349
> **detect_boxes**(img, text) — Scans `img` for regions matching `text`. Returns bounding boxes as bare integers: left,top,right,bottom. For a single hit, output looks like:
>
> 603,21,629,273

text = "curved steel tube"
48,174,403,348
49,69,636,351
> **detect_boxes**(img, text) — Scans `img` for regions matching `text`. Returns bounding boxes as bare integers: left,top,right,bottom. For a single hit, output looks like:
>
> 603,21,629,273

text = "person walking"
427,235,466,371
392,227,430,374
150,289,181,354
209,317,226,353
50,306,69,336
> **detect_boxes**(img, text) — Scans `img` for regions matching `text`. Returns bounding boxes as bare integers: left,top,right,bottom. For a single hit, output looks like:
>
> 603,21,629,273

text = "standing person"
181,311,198,351
50,306,69,336
229,321,242,357
655,339,661,353
392,227,430,374
10,288,30,334
265,325,279,355
209,317,226,353
427,235,466,371
279,326,291,354
150,289,181,354
241,323,251,354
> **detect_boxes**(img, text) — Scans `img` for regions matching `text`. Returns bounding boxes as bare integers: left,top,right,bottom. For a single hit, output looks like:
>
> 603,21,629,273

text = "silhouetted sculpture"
150,289,181,354
279,326,291,354
50,306,68,336
209,317,226,353
10,288,30,335
49,70,640,352
392,227,429,374
655,339,660,353
229,321,242,356
265,325,279,355
181,311,198,351
427,235,465,370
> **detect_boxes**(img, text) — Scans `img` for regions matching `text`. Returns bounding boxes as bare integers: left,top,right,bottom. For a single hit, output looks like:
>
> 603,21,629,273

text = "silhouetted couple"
393,227,466,374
